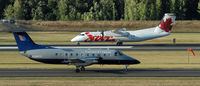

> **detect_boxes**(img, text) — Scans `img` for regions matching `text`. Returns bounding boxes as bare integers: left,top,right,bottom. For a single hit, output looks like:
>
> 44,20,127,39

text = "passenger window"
76,53,78,56
87,53,89,56
92,54,95,56
104,54,106,56
70,53,73,56
65,53,68,56
55,53,58,56
115,52,118,56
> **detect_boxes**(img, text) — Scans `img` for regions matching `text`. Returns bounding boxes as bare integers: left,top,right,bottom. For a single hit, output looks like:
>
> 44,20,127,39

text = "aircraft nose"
125,56,140,64
71,38,76,42
71,36,85,42
132,59,140,64
71,37,79,42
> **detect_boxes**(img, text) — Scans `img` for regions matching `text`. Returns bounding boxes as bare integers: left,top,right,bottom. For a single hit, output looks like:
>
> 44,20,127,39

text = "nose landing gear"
116,42,123,46
77,42,80,45
80,66,85,71
75,66,85,73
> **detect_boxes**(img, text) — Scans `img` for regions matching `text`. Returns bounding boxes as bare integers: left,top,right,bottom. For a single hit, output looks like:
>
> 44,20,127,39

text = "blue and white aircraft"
13,32,140,72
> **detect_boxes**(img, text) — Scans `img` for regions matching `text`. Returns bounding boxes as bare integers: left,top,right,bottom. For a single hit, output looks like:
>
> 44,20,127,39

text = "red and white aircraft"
71,13,176,45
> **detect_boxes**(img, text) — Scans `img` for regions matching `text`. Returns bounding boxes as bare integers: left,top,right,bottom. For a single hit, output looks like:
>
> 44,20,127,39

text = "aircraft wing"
114,28,135,39
66,56,100,66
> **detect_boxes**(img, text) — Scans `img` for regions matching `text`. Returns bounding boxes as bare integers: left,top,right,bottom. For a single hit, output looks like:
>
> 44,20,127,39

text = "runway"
1,69,200,77
1,44,200,51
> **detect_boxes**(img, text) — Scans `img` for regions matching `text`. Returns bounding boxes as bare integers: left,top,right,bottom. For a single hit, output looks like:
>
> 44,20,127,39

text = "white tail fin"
154,13,176,33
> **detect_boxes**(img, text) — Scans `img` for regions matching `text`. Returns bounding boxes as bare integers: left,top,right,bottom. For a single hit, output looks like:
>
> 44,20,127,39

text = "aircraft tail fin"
154,13,176,33
13,31,52,51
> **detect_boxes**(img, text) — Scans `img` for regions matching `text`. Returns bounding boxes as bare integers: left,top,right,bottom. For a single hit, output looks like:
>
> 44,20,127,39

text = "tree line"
0,0,200,21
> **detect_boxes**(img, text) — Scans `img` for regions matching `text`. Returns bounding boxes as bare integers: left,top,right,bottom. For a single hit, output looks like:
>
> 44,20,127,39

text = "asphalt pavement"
1,44,200,51
0,69,200,77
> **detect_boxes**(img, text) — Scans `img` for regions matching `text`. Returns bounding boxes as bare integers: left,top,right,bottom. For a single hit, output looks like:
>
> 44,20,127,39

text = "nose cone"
71,36,80,42
132,59,140,64
71,36,86,42
71,37,77,42
125,55,140,64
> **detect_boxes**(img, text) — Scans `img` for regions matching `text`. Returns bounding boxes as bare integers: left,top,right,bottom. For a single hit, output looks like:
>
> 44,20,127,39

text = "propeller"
101,30,104,37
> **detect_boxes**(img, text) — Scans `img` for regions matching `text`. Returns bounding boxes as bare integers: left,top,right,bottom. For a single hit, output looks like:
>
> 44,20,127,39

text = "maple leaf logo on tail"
159,18,172,32
158,13,176,32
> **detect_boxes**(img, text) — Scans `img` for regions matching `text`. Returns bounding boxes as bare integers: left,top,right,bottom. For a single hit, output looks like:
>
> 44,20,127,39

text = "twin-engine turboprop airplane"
71,13,176,45
13,31,140,72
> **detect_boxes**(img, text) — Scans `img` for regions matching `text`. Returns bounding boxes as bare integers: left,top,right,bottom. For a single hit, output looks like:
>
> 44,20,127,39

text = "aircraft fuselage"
20,48,140,65
71,27,170,42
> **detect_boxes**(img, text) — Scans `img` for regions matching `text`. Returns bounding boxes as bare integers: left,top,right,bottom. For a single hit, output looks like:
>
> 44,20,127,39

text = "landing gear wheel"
77,42,80,45
117,42,123,46
75,69,80,73
80,66,85,71
75,66,81,73
124,64,129,72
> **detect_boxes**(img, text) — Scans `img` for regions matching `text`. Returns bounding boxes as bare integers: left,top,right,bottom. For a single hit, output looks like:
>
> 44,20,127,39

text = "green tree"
13,0,23,19
124,0,136,20
158,0,172,19
99,0,115,20
46,0,58,20
184,0,200,20
143,0,157,20
155,0,161,20
113,0,124,20
92,1,101,20
0,0,14,19
112,3,115,20
198,1,200,15
27,0,40,20
32,1,48,20
58,0,68,20
82,7,94,21
172,0,184,20
149,0,157,20
4,5,14,19
124,0,142,20
58,0,79,20
138,1,146,20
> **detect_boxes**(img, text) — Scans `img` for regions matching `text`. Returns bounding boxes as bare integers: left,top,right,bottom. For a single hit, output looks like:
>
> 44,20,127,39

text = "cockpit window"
118,52,123,55
79,34,85,36
115,51,123,56
114,52,118,56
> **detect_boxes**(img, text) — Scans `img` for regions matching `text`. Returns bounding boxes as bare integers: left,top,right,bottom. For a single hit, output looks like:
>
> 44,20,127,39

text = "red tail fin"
158,13,176,32
159,18,172,32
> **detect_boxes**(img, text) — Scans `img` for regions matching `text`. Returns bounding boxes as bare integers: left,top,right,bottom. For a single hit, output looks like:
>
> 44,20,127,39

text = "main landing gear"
77,42,80,45
116,42,123,46
75,66,85,73
125,64,129,72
